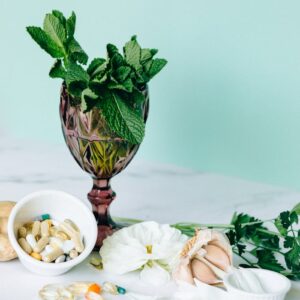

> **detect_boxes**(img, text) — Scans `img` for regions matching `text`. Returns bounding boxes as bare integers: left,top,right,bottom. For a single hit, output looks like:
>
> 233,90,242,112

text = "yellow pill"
49,227,58,236
54,231,69,240
18,227,27,238
41,220,50,237
25,222,33,229
32,221,40,237
18,238,32,254
31,252,42,261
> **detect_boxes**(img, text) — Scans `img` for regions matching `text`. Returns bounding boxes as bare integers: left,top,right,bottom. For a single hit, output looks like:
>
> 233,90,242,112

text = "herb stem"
232,249,255,266
173,223,234,230
245,241,285,255
256,228,281,237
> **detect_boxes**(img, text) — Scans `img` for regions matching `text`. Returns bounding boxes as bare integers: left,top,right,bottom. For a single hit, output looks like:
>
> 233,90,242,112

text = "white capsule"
50,237,64,249
43,247,64,263
62,240,75,254
102,282,118,295
45,245,54,253
26,234,37,249
55,255,66,263
59,221,84,253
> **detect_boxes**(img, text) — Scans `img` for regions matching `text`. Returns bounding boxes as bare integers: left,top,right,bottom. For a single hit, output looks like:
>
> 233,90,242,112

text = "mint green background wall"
1,1,300,189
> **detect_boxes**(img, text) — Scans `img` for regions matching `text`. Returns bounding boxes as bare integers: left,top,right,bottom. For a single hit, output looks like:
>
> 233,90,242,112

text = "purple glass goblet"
59,84,149,247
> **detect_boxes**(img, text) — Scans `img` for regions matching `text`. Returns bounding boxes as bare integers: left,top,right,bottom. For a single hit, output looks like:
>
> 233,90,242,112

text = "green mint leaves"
27,11,167,144
26,26,65,58
101,91,145,144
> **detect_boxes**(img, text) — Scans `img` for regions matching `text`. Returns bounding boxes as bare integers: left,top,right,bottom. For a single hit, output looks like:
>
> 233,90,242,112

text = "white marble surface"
0,138,299,299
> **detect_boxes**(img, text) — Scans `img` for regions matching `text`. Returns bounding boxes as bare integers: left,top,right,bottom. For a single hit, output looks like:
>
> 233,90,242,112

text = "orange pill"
87,283,101,294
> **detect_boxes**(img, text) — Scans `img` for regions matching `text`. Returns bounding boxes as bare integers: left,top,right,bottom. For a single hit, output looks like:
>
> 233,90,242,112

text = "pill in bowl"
7,190,97,276
17,216,85,264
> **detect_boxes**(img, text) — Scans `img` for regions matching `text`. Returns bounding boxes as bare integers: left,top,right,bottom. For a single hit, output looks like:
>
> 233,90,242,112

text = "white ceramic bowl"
224,268,291,300
7,190,97,276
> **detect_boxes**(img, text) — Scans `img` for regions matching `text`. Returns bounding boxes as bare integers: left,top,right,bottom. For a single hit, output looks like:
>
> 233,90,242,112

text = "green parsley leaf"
26,26,65,58
292,203,300,215
285,243,300,270
256,249,285,272
101,91,145,144
290,211,299,224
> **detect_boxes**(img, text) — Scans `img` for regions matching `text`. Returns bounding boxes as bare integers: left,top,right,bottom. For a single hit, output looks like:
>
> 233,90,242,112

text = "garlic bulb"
173,229,232,285
0,201,17,261
0,234,17,261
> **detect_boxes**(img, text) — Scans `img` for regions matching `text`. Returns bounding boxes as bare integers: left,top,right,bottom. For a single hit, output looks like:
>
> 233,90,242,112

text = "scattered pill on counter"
102,282,118,295
117,286,127,295
89,254,103,270
87,283,102,294
39,281,126,300
17,216,84,264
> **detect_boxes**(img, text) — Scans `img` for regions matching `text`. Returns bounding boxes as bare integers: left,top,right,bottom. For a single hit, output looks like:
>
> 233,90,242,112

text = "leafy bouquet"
27,10,167,144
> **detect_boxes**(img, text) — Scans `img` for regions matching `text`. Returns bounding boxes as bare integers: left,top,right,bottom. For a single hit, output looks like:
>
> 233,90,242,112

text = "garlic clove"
173,257,195,285
209,231,233,264
203,244,231,272
191,258,220,285
0,234,17,261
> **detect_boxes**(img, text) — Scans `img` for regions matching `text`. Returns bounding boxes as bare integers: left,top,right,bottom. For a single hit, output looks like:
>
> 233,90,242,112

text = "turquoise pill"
41,214,50,220
117,286,126,294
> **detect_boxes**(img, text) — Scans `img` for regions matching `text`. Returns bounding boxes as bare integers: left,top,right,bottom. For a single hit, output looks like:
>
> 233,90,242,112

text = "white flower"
100,221,187,285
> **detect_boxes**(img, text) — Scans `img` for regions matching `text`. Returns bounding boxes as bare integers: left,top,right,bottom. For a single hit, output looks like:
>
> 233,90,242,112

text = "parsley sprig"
26,10,167,144
115,202,300,280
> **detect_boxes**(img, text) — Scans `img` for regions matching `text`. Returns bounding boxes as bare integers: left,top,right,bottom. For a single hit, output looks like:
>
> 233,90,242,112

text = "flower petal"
100,222,187,275
140,263,170,286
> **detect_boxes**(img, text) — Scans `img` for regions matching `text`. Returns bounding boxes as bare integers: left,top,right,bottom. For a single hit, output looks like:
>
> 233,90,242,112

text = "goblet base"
88,179,122,248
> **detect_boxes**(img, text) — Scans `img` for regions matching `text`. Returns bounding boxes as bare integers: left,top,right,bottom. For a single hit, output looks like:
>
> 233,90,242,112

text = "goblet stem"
88,179,116,248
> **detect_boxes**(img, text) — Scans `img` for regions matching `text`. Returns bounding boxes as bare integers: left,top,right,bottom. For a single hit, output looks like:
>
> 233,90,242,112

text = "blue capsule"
117,286,126,294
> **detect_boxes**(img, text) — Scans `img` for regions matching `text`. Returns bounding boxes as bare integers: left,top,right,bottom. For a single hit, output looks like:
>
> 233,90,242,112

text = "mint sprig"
26,11,167,144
